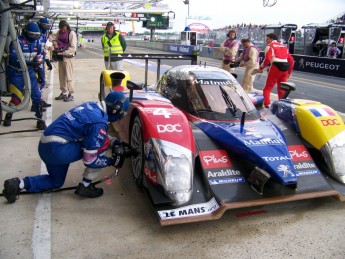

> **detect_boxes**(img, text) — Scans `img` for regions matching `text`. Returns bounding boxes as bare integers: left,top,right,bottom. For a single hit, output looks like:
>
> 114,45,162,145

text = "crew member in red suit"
256,33,294,108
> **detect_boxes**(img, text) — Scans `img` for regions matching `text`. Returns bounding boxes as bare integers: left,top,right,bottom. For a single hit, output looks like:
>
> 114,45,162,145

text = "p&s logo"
288,145,311,162
200,150,232,169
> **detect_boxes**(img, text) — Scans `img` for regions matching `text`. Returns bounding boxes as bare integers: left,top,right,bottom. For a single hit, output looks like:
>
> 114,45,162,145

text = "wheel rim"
131,118,143,181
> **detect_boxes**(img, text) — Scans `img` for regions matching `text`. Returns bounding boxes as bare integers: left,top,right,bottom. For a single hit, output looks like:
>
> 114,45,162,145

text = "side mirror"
127,80,144,101
280,82,296,91
280,82,296,99
126,80,144,90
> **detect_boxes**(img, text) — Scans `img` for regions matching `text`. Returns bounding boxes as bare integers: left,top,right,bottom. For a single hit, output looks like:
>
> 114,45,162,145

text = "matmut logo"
200,150,232,169
288,145,311,162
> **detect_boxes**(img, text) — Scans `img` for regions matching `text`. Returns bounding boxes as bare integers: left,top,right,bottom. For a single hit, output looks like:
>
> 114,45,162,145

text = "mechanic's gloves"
111,143,126,168
45,59,53,70
111,141,141,168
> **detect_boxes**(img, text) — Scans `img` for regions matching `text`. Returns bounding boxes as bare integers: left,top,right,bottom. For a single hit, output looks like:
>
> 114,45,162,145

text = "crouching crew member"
2,92,130,203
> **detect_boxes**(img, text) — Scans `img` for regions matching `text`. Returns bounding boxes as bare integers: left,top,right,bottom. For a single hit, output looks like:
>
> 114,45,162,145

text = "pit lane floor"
1,47,345,259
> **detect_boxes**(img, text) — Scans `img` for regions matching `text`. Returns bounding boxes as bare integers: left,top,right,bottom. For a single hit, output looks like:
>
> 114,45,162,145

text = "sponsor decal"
144,166,157,185
297,170,320,176
243,138,285,146
200,150,232,169
74,106,85,112
64,111,75,121
209,177,245,185
157,123,182,133
158,197,219,220
196,79,235,85
277,164,295,177
288,145,311,161
169,45,178,51
262,156,291,162
305,62,340,71
294,162,316,170
321,119,340,126
207,169,241,178
178,46,191,53
309,107,336,117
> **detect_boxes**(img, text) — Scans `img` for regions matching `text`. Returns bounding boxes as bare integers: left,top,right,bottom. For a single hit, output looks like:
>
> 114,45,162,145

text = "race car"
105,64,345,226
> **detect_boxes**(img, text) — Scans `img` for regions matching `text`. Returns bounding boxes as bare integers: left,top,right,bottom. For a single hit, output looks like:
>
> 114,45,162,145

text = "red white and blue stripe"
309,107,336,117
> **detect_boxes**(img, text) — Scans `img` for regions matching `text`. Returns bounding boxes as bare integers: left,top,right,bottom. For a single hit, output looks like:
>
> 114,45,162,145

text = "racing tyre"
130,116,144,187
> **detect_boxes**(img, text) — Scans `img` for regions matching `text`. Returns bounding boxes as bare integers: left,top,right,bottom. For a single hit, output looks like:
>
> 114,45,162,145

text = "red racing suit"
259,40,294,106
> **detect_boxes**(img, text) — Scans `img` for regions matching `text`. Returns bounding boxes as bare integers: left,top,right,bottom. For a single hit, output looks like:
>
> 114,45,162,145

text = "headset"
106,95,127,119
227,30,237,39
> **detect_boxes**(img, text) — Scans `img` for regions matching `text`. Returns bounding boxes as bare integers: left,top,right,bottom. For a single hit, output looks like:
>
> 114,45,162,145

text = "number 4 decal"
153,108,172,118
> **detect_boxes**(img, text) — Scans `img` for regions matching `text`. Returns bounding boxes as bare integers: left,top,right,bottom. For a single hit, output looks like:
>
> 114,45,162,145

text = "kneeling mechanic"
2,92,133,203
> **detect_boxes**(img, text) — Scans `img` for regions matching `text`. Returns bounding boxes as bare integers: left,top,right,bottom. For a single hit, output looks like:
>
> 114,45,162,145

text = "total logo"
262,156,291,162
200,150,232,169
288,145,311,161
321,119,340,126
157,123,182,133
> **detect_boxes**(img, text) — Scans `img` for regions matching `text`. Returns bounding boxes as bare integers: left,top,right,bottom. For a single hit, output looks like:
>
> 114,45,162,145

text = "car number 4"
153,108,172,118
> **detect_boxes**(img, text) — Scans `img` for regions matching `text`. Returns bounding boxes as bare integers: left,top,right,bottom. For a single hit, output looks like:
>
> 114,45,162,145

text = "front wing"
149,121,344,226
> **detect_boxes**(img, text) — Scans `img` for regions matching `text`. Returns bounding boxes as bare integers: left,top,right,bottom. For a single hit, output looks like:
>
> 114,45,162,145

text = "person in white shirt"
234,38,260,92
44,31,54,85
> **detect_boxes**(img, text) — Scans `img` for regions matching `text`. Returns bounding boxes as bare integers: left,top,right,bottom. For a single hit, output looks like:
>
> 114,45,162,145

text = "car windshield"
186,78,258,120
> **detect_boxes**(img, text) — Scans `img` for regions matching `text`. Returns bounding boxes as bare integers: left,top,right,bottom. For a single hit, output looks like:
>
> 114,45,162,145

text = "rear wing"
110,53,197,86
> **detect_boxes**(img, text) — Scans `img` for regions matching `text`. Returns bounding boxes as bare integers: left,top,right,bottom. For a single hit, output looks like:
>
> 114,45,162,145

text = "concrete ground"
1,56,345,259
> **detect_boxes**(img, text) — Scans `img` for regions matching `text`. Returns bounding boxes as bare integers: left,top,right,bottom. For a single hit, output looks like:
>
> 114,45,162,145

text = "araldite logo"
200,150,232,169
288,145,311,162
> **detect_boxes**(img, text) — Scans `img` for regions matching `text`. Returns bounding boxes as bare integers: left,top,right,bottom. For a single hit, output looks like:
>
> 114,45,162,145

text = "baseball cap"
106,22,114,27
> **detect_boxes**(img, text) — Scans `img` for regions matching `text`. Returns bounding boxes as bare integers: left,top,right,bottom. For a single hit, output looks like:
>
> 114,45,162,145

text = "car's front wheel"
130,116,144,187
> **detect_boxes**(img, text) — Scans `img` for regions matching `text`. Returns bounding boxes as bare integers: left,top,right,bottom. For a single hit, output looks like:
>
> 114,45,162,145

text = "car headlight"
164,154,193,205
332,146,345,182
148,139,193,206
322,131,345,183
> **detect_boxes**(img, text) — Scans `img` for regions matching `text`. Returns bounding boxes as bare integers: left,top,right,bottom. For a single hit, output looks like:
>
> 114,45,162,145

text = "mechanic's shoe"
2,177,21,204
74,183,103,198
3,113,13,127
31,105,46,112
36,119,47,130
42,100,52,108
55,92,67,100
63,94,74,102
